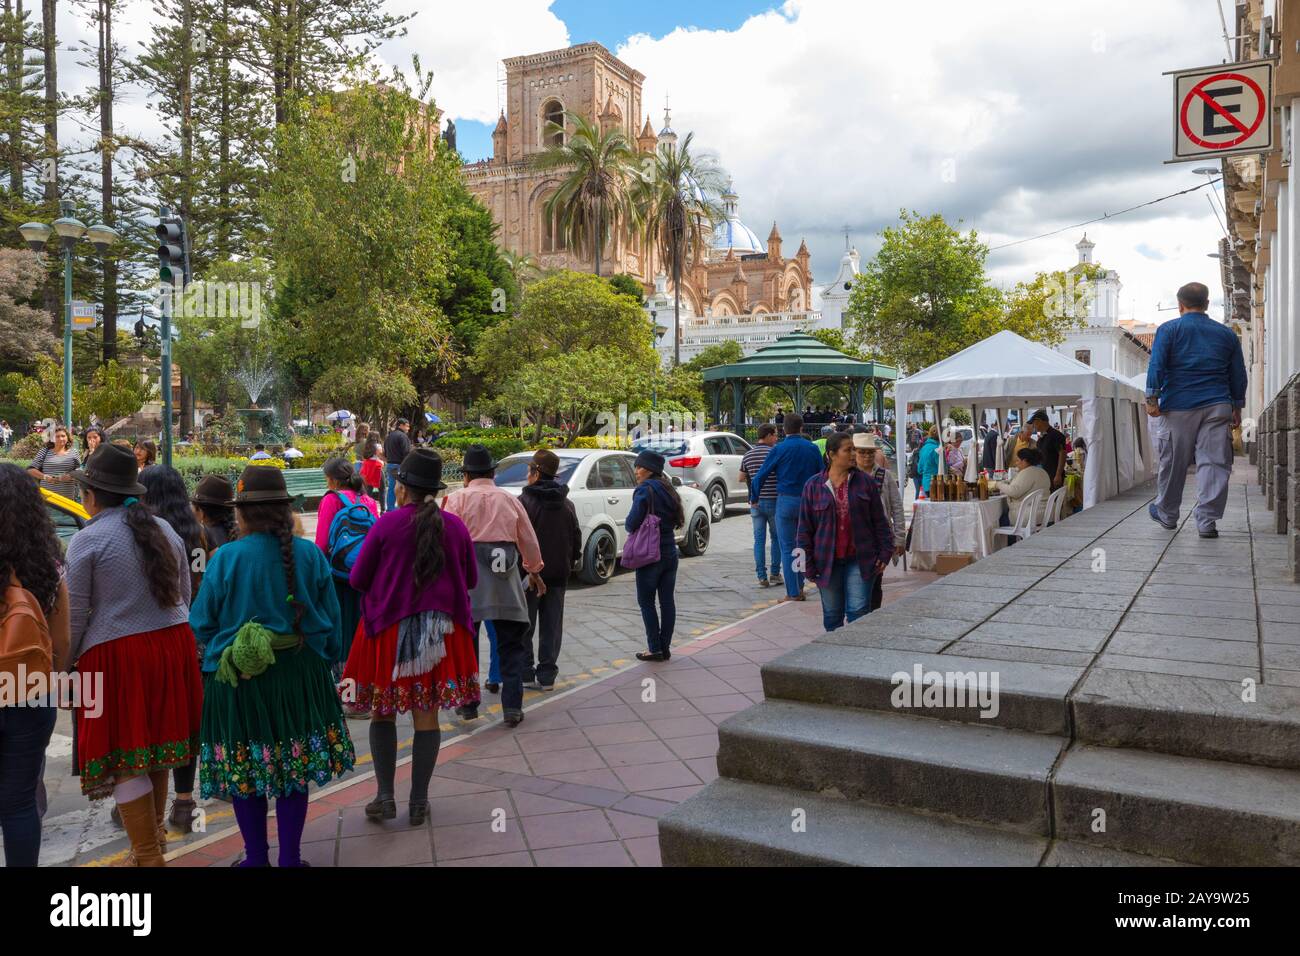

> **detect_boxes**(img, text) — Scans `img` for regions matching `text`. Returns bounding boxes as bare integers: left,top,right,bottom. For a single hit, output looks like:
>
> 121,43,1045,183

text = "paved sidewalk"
171,567,935,867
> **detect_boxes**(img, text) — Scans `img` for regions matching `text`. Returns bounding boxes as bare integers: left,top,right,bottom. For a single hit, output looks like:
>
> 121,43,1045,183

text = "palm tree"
500,248,541,292
534,112,641,277
637,132,727,366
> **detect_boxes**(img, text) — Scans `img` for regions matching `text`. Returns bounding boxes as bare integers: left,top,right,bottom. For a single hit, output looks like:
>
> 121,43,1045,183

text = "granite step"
658,778,1049,867
715,700,1065,835
1052,743,1300,866
658,778,1183,867
761,642,1080,735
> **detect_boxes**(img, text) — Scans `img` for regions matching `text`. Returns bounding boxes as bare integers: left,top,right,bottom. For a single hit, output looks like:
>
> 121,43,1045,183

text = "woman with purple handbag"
624,451,686,662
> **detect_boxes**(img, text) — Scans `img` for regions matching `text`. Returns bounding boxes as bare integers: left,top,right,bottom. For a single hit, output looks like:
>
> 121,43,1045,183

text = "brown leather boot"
151,771,170,851
113,792,166,867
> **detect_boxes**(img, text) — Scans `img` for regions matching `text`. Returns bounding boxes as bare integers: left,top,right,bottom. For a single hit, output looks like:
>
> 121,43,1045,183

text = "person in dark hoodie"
519,450,581,691
626,450,686,662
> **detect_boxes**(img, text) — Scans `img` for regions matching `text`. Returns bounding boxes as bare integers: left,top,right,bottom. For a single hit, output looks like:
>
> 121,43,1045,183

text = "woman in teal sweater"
917,427,941,497
189,466,355,867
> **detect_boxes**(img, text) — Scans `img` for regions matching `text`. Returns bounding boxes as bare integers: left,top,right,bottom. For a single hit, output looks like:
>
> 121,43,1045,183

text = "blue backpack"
326,492,376,581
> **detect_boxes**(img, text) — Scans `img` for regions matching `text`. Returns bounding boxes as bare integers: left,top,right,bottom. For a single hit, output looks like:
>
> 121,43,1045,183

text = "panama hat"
70,444,146,497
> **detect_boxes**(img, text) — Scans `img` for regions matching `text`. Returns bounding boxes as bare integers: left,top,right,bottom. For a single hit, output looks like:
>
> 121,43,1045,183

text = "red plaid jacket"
795,469,894,588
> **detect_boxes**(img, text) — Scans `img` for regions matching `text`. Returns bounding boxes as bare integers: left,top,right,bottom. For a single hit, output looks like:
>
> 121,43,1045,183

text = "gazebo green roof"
701,333,898,383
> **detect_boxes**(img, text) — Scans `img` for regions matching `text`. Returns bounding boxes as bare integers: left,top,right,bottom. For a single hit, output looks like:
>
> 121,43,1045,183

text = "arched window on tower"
541,200,565,252
542,100,564,148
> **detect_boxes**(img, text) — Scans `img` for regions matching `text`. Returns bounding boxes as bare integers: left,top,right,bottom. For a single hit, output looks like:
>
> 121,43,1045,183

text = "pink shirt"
315,488,379,553
441,478,544,573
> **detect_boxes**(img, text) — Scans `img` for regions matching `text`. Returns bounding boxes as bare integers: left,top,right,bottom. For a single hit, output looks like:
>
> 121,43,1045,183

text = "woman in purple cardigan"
340,449,480,825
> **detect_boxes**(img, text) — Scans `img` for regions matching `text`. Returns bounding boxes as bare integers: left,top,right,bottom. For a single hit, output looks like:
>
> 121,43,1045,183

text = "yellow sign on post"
71,301,97,328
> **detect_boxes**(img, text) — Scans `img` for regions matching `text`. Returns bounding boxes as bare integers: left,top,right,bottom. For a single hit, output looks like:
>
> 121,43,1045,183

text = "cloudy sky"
58,0,1233,322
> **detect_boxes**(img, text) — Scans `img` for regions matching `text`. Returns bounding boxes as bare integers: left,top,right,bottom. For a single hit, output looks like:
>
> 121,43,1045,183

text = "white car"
493,449,712,585
629,431,752,522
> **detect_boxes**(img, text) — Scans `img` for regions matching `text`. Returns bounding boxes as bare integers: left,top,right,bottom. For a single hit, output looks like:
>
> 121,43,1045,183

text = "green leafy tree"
635,131,727,366
0,246,55,363
996,264,1100,345
807,327,872,361
534,112,641,278
81,358,154,421
474,270,652,386
682,340,742,373
310,360,418,432
607,272,643,304
16,353,60,418
846,210,1002,374
494,347,650,443
172,257,272,410
264,68,460,397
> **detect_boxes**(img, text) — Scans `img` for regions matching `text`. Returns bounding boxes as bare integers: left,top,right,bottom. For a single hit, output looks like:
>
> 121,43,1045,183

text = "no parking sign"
1168,60,1273,162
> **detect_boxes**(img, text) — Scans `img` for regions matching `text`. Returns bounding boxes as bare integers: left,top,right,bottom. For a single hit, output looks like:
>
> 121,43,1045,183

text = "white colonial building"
818,241,861,330
1053,236,1151,379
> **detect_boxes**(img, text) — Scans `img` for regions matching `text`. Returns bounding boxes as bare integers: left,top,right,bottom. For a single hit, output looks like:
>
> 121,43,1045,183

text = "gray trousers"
1151,402,1234,531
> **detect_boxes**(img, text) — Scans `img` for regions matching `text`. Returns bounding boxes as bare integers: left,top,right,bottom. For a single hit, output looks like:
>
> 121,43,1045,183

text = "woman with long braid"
190,466,355,867
342,449,479,824
65,444,202,867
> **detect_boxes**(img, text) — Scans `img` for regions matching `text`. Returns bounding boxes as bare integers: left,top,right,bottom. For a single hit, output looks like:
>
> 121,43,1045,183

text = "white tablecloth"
908,497,1006,570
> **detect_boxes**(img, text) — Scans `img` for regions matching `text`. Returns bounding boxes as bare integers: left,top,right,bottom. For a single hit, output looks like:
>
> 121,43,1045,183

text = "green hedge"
431,431,526,461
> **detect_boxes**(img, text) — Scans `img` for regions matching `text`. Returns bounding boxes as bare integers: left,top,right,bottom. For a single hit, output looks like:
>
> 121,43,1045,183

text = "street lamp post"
650,313,668,412
20,202,120,428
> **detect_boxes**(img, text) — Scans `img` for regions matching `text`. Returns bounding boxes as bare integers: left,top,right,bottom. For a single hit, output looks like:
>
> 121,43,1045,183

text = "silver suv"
630,431,752,522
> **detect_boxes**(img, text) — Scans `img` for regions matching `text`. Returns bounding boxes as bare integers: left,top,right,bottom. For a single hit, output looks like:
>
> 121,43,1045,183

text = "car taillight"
669,456,702,468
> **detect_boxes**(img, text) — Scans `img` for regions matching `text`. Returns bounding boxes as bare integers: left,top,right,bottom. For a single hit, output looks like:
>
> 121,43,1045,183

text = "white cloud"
605,0,1229,322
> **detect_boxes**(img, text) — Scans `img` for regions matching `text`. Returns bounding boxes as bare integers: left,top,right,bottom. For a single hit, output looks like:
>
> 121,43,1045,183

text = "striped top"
31,446,81,497
740,444,778,500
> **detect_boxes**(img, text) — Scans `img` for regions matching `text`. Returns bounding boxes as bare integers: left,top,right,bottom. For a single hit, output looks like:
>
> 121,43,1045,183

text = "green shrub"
10,433,44,460
431,431,525,461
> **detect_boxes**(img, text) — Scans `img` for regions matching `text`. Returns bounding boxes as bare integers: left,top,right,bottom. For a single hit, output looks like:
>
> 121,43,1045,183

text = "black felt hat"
191,474,235,507
71,443,146,497
461,444,497,474
397,448,447,492
234,464,292,504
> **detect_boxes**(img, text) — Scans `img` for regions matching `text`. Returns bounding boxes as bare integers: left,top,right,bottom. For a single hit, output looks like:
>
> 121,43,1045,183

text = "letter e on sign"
1169,60,1272,162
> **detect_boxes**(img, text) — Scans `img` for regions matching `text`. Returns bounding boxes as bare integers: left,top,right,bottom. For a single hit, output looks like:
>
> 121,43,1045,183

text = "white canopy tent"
894,330,1149,511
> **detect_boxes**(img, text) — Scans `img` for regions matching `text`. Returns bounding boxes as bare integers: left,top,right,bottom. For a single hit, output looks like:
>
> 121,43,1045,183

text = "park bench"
281,467,330,512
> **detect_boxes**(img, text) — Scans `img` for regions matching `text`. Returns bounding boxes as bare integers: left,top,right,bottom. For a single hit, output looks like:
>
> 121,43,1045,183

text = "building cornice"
503,42,645,84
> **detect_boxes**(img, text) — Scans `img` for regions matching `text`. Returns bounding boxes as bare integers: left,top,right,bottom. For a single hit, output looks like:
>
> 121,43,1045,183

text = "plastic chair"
1040,487,1068,530
992,489,1044,548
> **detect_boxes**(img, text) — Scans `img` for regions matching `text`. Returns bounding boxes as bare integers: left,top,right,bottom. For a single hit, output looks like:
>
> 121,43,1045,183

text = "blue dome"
712,215,764,255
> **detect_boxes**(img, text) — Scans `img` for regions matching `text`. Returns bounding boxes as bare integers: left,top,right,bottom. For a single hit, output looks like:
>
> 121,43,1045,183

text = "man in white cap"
854,432,905,610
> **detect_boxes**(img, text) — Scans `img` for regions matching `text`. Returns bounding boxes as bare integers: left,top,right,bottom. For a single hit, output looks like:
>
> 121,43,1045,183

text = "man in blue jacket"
1145,282,1247,538
750,412,825,600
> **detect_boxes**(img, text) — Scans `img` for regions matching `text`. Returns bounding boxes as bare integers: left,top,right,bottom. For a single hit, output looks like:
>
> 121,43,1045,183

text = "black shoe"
663,649,671,660
409,801,429,826
636,651,666,662
1199,527,1219,538
456,706,479,720
503,711,524,728
485,682,500,694
365,796,396,821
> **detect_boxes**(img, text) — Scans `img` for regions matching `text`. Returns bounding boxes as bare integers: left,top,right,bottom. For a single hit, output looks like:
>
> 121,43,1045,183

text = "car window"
631,437,688,457
495,456,579,488
588,455,634,490
726,436,751,455
704,437,729,456
47,503,81,539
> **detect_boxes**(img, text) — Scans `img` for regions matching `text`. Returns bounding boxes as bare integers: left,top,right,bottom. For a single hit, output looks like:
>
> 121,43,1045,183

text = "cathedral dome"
710,180,764,257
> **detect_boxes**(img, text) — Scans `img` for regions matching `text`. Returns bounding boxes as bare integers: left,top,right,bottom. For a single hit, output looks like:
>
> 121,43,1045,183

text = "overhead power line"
987,178,1222,253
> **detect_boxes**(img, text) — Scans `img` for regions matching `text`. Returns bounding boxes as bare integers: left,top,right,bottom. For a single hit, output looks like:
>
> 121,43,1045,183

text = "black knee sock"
369,720,397,800
409,727,441,805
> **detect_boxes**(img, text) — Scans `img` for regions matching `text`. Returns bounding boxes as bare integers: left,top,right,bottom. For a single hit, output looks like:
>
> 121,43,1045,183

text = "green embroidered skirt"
199,644,356,800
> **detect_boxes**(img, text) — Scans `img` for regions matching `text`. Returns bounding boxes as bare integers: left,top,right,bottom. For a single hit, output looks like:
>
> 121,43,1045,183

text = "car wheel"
707,482,726,522
680,509,711,557
579,527,617,585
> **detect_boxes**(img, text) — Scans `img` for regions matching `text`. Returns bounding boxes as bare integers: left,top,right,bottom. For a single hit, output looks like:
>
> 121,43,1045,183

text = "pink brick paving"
173,569,937,868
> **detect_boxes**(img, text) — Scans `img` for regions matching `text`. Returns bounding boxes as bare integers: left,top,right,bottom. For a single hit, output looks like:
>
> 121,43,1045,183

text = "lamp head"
52,213,87,248
18,222,51,252
86,224,120,255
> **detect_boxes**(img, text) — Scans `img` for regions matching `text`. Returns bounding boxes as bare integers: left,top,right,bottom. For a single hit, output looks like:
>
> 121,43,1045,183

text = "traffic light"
156,217,186,288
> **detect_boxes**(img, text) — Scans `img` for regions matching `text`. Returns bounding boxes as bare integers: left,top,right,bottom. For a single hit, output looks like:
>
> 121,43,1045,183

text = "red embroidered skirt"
76,622,204,799
340,618,480,715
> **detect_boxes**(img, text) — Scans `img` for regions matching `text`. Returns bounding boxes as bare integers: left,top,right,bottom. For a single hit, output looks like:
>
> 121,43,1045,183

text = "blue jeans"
817,558,873,632
384,463,401,512
634,549,678,655
0,705,57,867
751,499,780,581
475,621,502,685
775,495,803,598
